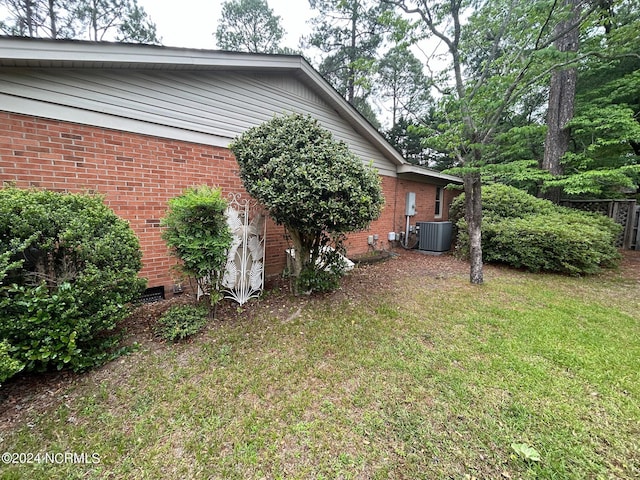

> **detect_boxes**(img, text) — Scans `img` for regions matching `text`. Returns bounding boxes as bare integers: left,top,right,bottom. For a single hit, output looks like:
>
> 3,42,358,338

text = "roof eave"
396,164,463,184
297,61,406,167
0,36,302,70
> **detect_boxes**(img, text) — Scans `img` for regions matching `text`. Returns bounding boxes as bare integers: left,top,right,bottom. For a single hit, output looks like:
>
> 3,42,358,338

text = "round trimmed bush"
230,113,384,293
449,183,558,224
452,184,622,274
0,187,146,373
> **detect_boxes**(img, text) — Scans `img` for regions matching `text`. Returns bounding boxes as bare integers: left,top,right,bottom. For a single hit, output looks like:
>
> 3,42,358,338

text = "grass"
1,265,638,479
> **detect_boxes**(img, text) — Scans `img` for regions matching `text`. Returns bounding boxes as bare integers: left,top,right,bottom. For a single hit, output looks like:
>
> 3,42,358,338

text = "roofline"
0,36,303,69
0,36,462,184
397,164,463,184
296,60,407,167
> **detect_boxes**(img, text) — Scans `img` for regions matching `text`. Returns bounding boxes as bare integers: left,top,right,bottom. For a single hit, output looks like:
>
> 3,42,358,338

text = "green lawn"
1,257,638,479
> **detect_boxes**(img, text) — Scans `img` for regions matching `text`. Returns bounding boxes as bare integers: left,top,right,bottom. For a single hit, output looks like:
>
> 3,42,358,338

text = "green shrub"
450,183,557,224
297,249,348,294
297,268,343,294
454,184,622,274
155,304,209,342
295,241,350,294
0,188,146,372
230,113,384,293
161,186,232,308
1,240,26,385
0,340,24,386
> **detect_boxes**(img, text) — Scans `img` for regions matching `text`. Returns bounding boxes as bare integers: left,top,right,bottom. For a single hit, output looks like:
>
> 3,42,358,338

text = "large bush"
449,183,558,224
451,184,621,274
0,188,146,374
161,185,232,307
230,113,384,292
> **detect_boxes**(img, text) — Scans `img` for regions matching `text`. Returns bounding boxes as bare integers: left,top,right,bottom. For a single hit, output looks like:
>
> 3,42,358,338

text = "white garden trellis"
221,193,266,305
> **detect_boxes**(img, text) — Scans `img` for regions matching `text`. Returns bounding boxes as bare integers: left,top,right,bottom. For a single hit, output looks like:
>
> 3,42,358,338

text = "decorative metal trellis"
221,193,267,305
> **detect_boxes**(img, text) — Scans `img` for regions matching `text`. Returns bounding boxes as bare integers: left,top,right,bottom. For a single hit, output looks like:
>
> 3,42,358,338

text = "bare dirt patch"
619,248,640,282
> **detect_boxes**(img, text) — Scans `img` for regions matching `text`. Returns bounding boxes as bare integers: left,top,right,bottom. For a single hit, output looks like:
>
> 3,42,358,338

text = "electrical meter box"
405,192,416,216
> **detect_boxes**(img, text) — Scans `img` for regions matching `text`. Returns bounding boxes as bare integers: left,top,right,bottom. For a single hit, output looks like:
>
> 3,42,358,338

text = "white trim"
435,186,444,219
396,164,462,183
0,37,303,70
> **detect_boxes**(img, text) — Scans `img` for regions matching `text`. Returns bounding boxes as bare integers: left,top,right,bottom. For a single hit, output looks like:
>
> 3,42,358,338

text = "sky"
137,0,314,51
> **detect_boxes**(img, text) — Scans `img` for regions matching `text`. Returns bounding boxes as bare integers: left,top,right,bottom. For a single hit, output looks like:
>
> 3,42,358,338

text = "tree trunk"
91,0,98,41
347,11,356,105
541,0,580,203
464,171,483,285
25,0,35,36
287,228,311,295
48,0,57,38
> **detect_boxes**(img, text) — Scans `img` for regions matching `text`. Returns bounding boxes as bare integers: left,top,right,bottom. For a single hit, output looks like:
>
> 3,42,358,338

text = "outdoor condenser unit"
417,221,453,252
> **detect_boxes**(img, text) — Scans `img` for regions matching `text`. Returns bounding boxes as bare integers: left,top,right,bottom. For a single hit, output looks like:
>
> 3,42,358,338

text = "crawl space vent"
140,286,165,303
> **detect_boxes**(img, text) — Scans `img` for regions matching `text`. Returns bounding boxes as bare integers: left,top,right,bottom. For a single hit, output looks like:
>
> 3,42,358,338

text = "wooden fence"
631,204,640,250
560,199,639,250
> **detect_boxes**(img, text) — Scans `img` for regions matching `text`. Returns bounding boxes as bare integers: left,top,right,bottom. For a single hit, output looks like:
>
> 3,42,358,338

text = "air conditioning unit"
417,221,453,252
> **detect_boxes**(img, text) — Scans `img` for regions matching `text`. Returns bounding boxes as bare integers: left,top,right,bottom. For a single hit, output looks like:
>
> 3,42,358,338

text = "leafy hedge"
161,185,232,307
452,184,621,274
0,188,146,375
0,339,23,385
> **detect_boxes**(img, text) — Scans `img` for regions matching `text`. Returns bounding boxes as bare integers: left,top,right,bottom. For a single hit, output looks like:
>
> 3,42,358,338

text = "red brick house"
0,37,461,295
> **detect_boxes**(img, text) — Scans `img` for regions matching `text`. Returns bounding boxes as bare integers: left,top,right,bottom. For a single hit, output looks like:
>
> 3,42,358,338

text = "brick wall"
344,177,456,253
1,112,456,293
0,112,250,293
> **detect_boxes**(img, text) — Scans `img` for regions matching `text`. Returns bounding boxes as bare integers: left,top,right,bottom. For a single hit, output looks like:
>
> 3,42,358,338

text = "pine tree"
215,0,285,54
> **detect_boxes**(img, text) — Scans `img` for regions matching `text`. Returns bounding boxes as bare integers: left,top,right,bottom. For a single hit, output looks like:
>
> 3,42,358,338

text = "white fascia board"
0,37,302,70
396,164,463,184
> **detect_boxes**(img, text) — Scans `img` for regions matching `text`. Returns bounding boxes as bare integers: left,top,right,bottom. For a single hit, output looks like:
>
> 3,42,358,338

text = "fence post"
633,205,640,251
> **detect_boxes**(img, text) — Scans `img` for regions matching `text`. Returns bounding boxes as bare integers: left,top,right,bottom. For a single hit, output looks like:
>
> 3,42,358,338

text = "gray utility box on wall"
417,221,453,252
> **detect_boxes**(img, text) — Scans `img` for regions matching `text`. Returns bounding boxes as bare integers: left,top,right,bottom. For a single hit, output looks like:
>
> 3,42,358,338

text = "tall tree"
0,0,160,43
112,0,158,43
75,0,158,42
464,0,640,199
378,45,432,127
215,0,285,54
545,0,640,198
541,0,581,203
304,0,392,126
384,117,431,165
0,0,61,36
